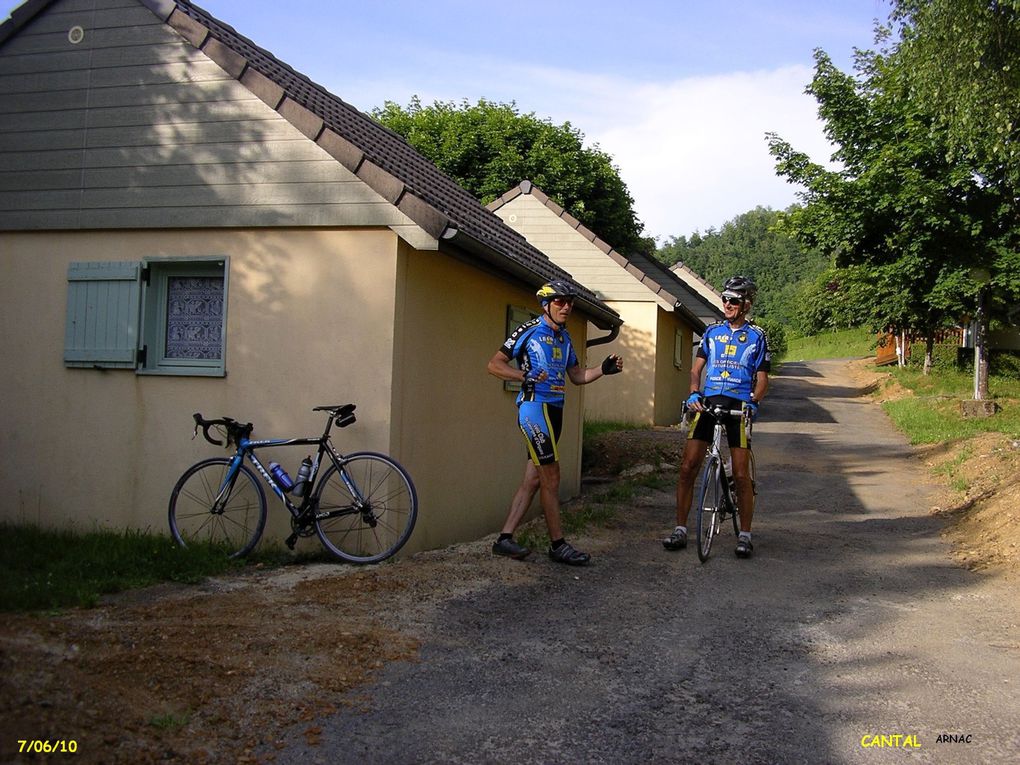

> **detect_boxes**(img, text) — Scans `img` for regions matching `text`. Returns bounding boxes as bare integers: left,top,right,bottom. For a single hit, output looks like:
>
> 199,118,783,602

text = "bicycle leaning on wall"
168,404,418,564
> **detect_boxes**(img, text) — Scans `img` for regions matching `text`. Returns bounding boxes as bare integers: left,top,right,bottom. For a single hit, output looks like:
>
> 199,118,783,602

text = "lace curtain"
165,276,224,360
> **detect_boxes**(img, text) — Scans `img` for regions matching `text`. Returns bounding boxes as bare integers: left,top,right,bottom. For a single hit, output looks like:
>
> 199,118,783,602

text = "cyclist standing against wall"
487,280,623,566
664,276,771,558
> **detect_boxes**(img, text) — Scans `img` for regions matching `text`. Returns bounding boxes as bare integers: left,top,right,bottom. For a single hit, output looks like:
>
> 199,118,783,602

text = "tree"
767,40,1005,374
656,206,827,329
893,0,1020,391
373,97,653,256
893,0,1020,220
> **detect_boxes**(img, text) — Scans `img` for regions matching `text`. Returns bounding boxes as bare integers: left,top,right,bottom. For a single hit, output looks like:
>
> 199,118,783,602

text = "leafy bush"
907,342,961,371
754,316,788,358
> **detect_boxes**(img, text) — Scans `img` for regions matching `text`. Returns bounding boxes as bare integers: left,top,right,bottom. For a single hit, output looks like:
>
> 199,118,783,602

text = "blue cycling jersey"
697,321,771,401
499,317,579,406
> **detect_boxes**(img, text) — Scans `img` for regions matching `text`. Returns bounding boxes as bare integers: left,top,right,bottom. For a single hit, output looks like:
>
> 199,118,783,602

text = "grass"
0,524,311,613
880,366,1020,444
782,327,875,362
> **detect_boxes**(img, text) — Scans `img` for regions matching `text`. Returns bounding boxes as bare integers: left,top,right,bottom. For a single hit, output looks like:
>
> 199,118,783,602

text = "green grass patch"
880,364,1020,444
0,524,303,613
782,327,875,362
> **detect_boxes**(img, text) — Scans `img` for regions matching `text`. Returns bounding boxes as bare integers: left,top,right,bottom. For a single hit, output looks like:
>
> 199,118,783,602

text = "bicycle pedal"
284,533,298,550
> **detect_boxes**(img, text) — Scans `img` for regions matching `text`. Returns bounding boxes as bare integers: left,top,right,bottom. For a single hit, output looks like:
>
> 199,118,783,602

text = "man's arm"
751,370,769,403
567,354,623,385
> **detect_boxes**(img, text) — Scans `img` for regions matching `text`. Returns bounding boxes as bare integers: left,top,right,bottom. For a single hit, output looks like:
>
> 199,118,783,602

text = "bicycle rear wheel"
313,452,418,564
168,458,267,558
696,456,722,562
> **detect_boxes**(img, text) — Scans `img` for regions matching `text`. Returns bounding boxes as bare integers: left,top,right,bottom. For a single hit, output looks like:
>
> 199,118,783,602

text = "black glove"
521,375,538,396
601,355,622,375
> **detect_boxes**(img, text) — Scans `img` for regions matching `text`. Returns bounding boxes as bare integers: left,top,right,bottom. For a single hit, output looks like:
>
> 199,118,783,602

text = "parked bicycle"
168,404,418,564
687,403,757,562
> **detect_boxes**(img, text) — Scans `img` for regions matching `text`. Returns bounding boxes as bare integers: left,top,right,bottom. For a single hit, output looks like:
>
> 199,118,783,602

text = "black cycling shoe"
492,537,531,560
735,537,754,558
548,542,591,566
662,528,687,551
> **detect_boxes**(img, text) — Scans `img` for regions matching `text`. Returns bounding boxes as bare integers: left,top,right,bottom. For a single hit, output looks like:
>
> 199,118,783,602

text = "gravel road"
268,359,1020,764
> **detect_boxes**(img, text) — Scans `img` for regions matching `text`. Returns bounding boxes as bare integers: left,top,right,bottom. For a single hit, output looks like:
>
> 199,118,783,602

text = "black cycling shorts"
688,395,751,449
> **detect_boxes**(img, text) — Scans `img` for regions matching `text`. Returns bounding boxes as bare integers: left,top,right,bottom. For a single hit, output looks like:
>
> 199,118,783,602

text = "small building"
488,182,722,426
0,0,621,552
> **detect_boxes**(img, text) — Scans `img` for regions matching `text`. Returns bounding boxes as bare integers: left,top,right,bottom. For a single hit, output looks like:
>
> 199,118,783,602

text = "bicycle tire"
696,455,722,562
168,458,267,558
312,451,418,564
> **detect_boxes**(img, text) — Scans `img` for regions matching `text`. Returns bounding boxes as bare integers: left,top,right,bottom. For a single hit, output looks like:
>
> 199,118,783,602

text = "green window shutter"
64,262,141,368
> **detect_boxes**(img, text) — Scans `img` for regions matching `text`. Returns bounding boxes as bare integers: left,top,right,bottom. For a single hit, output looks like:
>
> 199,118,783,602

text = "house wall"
583,301,688,427
655,308,690,426
0,228,401,547
392,245,588,547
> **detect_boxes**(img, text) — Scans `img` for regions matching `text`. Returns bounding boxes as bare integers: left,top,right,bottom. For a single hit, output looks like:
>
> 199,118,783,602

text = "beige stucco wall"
0,228,400,547
584,301,688,427
391,244,589,547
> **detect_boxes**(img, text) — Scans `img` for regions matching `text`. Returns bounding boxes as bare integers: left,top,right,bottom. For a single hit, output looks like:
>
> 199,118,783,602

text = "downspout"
587,324,619,348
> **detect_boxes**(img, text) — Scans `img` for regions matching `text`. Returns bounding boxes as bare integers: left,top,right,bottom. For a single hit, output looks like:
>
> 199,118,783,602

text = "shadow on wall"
584,322,656,424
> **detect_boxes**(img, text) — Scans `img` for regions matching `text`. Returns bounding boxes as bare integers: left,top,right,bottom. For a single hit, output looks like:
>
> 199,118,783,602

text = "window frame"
138,257,228,377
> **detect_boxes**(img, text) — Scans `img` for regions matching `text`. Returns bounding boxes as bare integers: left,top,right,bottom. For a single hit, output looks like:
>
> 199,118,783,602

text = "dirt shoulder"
846,357,1020,574
2,358,1017,763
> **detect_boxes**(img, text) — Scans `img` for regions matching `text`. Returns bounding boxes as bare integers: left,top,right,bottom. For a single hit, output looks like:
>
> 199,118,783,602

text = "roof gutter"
439,227,622,332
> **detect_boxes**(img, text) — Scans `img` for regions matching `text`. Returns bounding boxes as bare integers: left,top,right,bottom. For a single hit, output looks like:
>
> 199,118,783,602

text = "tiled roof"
0,0,621,329
488,181,723,331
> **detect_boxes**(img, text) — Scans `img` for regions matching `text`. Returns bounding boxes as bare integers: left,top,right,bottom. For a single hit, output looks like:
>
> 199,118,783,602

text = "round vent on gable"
68,26,85,44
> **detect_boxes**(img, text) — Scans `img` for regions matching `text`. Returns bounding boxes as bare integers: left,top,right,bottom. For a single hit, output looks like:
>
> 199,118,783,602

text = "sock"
550,538,565,550
498,533,513,542
674,525,687,536
739,531,752,541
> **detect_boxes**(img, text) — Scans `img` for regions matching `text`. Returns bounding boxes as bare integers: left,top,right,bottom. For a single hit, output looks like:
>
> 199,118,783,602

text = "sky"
5,0,895,241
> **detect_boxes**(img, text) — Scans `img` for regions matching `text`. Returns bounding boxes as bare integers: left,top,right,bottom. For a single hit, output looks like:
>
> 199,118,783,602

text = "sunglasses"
551,297,574,307
722,296,744,306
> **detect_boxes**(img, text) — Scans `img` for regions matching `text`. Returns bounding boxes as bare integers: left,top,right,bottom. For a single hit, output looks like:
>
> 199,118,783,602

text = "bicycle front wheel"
696,456,722,562
313,452,418,564
168,458,267,558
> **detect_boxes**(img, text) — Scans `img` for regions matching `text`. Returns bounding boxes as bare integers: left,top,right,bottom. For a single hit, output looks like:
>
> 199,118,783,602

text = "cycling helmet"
722,275,757,302
536,279,578,305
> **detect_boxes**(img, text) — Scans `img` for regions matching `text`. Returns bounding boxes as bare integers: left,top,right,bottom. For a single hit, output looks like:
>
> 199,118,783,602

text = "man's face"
722,293,746,319
548,296,574,323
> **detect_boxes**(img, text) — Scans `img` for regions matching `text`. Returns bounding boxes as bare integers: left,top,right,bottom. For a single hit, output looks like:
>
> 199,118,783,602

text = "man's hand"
746,400,759,420
521,369,548,396
685,391,705,412
601,354,623,375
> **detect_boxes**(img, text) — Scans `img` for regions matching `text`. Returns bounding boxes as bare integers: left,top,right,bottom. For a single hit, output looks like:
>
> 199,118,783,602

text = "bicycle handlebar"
192,413,253,447
683,403,746,419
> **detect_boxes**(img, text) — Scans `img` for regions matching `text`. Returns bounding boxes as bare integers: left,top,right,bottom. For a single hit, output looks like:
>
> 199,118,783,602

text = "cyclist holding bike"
487,280,623,566
664,275,770,558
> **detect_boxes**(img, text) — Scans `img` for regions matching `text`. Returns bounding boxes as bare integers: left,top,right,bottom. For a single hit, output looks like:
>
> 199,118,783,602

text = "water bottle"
269,462,294,492
292,456,313,497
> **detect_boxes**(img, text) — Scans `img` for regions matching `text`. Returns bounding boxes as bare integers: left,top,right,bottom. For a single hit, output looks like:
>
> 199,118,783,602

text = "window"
674,328,687,370
503,304,538,393
65,257,228,376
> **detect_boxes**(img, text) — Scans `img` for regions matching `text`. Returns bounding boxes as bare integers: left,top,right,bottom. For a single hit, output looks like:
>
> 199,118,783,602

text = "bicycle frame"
219,419,366,520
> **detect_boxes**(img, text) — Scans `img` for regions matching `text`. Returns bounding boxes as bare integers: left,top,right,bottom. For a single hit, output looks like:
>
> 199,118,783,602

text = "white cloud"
589,66,837,240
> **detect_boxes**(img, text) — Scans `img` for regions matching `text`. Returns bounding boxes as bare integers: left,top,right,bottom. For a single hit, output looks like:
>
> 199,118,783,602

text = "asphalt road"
268,359,1020,764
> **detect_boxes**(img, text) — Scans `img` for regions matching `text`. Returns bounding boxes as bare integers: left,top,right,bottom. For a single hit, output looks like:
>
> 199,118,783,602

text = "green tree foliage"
372,97,653,256
656,206,827,329
767,40,1014,364
894,0,1020,218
